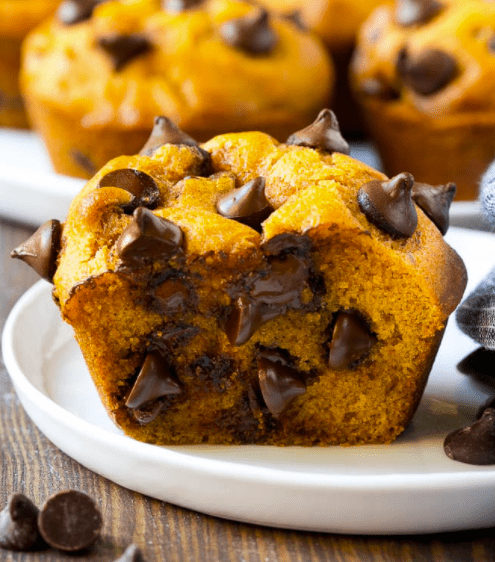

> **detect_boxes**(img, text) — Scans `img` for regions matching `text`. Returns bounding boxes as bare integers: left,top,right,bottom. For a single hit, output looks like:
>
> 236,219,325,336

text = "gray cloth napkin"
456,162,495,349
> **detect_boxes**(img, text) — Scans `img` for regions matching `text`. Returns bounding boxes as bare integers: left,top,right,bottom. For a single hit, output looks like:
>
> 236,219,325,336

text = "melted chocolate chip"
257,349,306,417
394,0,443,27
162,0,204,11
357,172,418,238
328,311,377,370
411,181,456,235
219,8,278,56
282,10,307,31
261,233,313,258
126,351,182,410
286,109,350,155
444,408,495,465
57,0,104,25
113,544,144,562
98,34,152,71
38,491,102,552
117,207,183,266
0,494,42,551
98,169,160,212
11,219,61,282
225,255,310,346
216,177,273,232
398,48,458,96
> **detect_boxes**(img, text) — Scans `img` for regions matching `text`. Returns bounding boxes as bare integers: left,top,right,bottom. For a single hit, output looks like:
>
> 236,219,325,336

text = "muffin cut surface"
13,113,467,446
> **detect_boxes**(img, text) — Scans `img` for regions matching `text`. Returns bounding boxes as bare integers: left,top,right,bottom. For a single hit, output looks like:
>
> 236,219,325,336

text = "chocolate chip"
357,172,418,238
478,396,495,419
162,0,204,11
458,347,495,380
57,0,104,25
11,219,62,282
219,8,278,55
394,0,444,27
98,34,152,71
38,491,102,552
411,181,456,235
398,48,458,96
257,349,306,417
286,109,350,155
113,544,145,562
117,207,183,266
139,117,211,174
216,177,273,232
98,169,160,212
328,311,377,370
444,408,495,465
261,233,313,258
0,494,42,551
225,255,310,346
126,351,182,410
69,149,98,176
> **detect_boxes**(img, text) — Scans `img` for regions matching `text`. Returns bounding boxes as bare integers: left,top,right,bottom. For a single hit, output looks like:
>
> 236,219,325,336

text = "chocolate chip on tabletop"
117,207,183,266
411,181,456,235
98,168,161,212
11,219,62,282
286,109,350,156
0,494,43,551
328,311,377,370
57,0,105,25
219,8,279,55
98,34,152,72
257,349,306,417
357,172,418,238
216,177,274,232
38,490,102,552
397,47,458,96
394,0,444,27
444,408,495,465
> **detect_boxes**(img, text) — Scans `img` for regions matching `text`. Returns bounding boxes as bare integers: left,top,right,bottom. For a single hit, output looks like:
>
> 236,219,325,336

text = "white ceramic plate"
0,129,487,229
4,227,495,534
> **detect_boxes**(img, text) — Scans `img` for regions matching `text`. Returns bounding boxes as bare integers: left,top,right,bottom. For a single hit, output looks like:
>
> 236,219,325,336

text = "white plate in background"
3,227,495,535
0,129,488,229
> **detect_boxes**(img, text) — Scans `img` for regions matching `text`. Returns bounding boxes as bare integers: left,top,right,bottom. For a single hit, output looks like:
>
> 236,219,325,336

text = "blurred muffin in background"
0,0,61,128
20,0,333,178
256,0,385,136
351,0,495,200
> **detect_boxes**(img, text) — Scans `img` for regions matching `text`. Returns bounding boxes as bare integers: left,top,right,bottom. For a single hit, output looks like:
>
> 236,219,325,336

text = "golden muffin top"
20,0,332,134
351,0,495,122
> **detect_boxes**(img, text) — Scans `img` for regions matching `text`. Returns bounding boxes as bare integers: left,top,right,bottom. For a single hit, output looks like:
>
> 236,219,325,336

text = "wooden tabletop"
1,216,495,562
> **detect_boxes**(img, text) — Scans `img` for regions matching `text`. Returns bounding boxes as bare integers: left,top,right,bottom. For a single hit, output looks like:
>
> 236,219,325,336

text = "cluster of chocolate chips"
361,0,459,99
0,491,143,560
58,0,285,72
358,172,456,239
0,491,102,553
442,348,495,465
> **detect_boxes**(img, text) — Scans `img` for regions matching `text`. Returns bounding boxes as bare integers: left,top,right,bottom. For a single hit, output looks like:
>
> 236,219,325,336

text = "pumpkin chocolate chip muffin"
20,0,333,178
351,0,495,200
12,113,467,446
0,0,60,128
